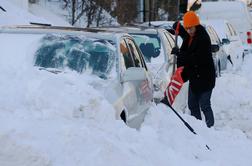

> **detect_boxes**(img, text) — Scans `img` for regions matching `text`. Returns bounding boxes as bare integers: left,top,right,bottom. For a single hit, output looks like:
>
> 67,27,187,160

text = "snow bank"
0,0,69,26
1,0,252,165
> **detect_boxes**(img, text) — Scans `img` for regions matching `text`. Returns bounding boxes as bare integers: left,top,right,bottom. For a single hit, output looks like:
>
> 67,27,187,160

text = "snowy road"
212,54,252,139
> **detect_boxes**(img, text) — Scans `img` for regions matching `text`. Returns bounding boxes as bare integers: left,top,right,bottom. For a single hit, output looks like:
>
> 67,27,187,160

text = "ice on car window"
34,34,116,79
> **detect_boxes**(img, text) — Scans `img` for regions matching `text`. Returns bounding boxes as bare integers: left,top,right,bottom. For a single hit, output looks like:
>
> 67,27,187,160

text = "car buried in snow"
203,24,228,77
91,26,178,99
202,19,245,70
0,25,154,129
91,26,190,111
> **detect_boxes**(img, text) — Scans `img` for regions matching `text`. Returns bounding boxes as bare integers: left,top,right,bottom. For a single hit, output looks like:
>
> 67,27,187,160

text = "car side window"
120,39,134,70
227,23,237,36
226,23,234,36
211,27,221,44
131,39,149,71
207,26,220,44
206,26,216,44
230,24,237,36
164,31,175,57
125,38,143,68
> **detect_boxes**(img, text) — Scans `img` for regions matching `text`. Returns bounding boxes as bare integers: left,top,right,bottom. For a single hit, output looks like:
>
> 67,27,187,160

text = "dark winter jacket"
177,25,216,93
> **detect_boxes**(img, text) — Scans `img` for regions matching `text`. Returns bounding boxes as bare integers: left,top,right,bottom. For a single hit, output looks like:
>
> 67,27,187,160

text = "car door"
149,30,176,99
212,27,228,71
125,36,153,106
226,22,244,61
206,26,221,76
119,37,153,128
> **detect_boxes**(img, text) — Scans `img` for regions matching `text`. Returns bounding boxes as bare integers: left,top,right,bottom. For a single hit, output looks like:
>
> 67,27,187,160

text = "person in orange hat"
170,11,216,128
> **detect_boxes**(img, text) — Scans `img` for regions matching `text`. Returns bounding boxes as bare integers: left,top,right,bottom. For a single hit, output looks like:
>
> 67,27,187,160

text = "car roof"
141,21,175,29
92,26,160,35
201,20,229,39
0,25,132,42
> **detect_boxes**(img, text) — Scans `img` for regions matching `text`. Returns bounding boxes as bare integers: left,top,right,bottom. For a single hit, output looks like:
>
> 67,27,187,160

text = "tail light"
247,31,252,44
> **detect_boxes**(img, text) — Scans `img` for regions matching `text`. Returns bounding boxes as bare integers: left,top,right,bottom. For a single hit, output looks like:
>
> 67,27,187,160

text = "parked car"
198,1,252,50
140,21,183,47
93,26,177,102
204,24,228,76
203,19,244,70
0,25,154,129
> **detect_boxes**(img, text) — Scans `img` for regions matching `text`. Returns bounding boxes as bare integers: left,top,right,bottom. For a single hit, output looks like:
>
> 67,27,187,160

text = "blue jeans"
188,87,214,128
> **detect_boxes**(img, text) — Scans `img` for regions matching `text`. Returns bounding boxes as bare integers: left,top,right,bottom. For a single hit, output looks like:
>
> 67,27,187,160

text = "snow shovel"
164,67,211,151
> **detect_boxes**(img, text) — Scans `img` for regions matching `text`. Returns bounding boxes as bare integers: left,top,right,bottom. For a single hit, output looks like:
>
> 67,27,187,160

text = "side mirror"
121,67,147,82
222,38,230,45
211,44,219,53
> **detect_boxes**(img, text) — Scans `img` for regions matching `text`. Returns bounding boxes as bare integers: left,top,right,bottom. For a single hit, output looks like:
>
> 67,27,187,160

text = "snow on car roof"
92,26,159,35
0,25,130,42
201,19,228,39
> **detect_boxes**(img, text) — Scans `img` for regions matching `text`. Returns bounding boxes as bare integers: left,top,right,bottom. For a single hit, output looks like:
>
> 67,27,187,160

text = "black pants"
188,87,214,128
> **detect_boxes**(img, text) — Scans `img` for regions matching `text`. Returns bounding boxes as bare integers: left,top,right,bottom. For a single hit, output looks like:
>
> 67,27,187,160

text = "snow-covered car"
92,26,189,111
93,26,177,101
0,25,154,129
128,27,177,101
204,24,228,76
198,1,252,51
202,19,244,70
140,21,183,47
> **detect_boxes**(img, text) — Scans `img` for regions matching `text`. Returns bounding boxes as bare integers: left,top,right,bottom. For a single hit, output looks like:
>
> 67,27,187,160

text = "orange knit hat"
183,11,200,28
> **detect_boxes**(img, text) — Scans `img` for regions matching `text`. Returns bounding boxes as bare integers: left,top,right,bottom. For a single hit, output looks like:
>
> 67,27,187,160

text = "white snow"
198,1,252,45
1,1,252,166
29,3,71,26
0,0,69,26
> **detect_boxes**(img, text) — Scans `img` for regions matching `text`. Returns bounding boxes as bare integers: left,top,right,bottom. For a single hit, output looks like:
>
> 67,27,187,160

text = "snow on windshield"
34,34,116,79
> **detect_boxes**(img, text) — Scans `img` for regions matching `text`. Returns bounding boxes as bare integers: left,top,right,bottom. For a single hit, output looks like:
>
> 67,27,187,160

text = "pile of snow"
198,1,252,44
212,55,252,138
1,1,252,166
29,2,71,26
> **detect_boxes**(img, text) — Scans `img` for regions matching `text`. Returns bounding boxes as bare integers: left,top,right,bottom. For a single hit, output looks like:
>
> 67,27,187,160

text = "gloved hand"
172,21,180,31
171,47,179,55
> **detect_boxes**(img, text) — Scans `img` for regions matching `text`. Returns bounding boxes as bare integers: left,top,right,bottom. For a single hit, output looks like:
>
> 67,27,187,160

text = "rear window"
35,34,116,79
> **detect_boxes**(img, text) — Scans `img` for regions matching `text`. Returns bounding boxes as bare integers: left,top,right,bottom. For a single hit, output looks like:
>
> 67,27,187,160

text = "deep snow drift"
1,0,252,165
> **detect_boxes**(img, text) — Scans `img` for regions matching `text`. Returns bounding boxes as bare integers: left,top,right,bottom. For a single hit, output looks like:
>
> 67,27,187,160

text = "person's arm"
172,21,189,40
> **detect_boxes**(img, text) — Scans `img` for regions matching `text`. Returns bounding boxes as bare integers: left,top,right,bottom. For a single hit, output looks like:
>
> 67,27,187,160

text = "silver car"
94,26,177,101
127,27,177,101
0,25,154,129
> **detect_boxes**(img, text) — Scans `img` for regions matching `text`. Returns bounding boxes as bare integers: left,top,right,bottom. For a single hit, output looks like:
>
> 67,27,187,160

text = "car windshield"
34,34,116,79
131,33,161,63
